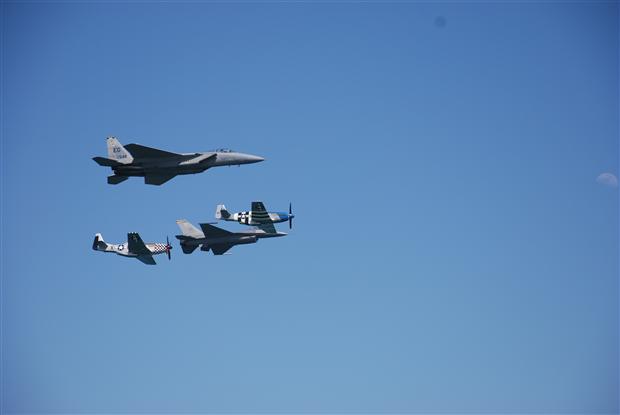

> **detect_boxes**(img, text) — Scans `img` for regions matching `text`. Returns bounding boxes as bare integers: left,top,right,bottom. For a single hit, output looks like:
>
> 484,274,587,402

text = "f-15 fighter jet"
92,232,172,265
175,219,286,255
215,201,295,232
93,137,264,185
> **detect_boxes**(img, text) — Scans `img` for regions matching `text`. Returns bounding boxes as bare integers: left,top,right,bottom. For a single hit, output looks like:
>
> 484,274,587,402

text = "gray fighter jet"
93,137,264,185
175,219,286,255
92,232,172,265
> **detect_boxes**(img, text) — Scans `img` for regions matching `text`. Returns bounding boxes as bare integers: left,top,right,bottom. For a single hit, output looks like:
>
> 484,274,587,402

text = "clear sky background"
1,1,618,413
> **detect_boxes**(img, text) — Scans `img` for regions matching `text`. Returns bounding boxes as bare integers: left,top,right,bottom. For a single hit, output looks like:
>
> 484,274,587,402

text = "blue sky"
1,1,618,413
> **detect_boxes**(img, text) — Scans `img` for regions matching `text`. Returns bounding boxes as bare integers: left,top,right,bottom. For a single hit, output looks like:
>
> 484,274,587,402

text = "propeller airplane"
215,201,294,233
92,232,172,265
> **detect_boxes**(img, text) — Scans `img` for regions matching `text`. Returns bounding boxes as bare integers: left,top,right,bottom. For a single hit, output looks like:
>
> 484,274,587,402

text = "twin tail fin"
106,136,134,164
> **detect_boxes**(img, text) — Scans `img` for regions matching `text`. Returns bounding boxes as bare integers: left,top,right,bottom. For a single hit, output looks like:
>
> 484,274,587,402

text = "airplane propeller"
165,236,172,260
289,202,294,229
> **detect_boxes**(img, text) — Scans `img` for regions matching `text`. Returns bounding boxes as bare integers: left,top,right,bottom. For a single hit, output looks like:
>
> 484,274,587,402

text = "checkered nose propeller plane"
215,201,295,232
93,136,265,185
92,232,172,265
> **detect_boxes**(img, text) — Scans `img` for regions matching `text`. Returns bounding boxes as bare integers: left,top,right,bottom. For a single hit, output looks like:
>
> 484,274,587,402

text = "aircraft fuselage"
227,211,291,226
112,151,264,177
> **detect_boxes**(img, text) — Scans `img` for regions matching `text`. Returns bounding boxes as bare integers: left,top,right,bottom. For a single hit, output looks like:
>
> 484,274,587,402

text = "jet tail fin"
176,219,204,239
106,136,134,164
92,233,108,251
215,204,231,220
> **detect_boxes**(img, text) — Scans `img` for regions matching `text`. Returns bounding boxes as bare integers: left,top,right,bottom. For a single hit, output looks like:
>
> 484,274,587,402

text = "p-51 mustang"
93,136,265,185
215,201,294,232
176,219,286,255
92,232,172,265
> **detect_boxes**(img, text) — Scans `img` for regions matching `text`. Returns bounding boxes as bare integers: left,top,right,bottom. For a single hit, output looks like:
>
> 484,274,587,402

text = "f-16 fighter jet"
215,201,295,231
175,219,286,255
92,232,172,265
93,137,265,185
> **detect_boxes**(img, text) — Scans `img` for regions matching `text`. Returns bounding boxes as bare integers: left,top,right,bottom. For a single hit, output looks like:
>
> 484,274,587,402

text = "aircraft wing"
136,255,156,265
127,232,151,255
251,201,272,226
210,244,234,255
257,222,277,234
199,223,233,238
251,201,268,213
124,143,181,159
144,173,177,185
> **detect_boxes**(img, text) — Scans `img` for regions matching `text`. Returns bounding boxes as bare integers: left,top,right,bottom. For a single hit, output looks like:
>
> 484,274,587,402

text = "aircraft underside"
113,165,208,177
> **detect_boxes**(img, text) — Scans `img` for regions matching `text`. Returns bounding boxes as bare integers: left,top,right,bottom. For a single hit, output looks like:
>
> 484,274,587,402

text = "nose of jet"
241,154,265,164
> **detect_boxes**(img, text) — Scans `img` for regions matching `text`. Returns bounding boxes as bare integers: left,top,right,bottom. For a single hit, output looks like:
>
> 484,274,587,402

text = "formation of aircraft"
93,137,264,185
92,233,172,265
92,136,292,264
216,201,295,230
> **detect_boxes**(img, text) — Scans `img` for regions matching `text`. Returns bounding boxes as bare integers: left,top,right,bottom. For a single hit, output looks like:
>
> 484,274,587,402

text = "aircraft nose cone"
245,154,264,164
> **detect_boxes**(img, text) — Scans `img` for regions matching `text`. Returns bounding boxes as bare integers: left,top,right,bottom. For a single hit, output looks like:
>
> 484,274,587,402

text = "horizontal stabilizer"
124,143,180,159
108,175,129,185
181,243,199,254
93,156,122,167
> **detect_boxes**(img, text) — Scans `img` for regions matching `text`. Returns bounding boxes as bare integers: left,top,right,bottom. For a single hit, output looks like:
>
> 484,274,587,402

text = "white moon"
596,172,618,188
